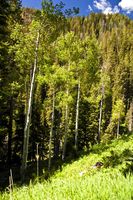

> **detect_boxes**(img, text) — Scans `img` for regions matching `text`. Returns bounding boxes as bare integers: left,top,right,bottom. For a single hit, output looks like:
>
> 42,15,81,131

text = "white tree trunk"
62,88,69,161
21,32,40,181
75,79,80,151
98,85,104,143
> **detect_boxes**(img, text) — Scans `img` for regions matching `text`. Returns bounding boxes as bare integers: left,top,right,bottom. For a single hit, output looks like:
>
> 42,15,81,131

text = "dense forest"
0,0,133,184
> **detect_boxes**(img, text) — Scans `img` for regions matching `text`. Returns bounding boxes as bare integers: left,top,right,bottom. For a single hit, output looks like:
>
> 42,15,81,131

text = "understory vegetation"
1,133,133,200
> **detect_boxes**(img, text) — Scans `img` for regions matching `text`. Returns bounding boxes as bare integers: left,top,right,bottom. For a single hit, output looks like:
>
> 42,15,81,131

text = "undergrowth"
1,134,133,200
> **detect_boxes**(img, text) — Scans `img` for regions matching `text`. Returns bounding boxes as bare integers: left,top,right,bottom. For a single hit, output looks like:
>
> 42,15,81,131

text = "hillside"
1,133,133,200
0,0,133,190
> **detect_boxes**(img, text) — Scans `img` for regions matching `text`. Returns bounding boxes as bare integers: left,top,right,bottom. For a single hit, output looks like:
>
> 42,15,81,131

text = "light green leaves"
112,99,125,121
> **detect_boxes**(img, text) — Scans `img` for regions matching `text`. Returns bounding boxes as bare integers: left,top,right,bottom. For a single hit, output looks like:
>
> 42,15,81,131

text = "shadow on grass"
0,133,132,191
0,150,91,191
102,148,133,175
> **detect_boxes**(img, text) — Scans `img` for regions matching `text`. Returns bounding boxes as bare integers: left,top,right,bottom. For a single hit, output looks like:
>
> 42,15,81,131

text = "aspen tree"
21,31,40,181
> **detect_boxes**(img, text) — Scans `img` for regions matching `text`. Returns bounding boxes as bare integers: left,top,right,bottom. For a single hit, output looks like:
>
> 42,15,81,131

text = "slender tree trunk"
36,143,39,179
62,63,70,161
98,85,104,143
53,111,62,171
8,96,13,166
53,131,60,159
21,32,40,181
75,79,80,152
62,88,69,161
48,90,55,172
53,111,61,159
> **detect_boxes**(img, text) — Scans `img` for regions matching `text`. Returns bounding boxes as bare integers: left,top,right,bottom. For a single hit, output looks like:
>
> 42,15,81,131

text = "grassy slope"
1,134,133,200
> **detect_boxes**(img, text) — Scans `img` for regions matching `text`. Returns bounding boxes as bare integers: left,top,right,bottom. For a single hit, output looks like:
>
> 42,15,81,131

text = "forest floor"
0,133,133,200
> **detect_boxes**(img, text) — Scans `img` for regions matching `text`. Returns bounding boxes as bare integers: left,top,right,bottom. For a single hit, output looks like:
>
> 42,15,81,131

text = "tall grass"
1,172,133,200
1,134,133,200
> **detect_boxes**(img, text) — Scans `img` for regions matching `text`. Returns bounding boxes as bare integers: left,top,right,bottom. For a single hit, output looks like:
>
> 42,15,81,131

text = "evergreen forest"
0,0,133,193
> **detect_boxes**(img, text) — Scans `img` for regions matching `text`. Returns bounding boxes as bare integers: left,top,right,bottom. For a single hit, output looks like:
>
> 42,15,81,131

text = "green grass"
1,134,133,200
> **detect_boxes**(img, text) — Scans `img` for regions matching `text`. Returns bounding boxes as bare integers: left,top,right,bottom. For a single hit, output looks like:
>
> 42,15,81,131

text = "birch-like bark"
75,79,80,151
21,31,40,181
62,88,69,161
98,84,104,143
48,90,55,172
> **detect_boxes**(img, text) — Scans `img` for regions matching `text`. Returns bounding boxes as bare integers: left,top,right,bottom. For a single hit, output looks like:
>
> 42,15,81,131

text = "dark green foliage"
9,0,22,22
0,0,22,166
103,149,133,175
